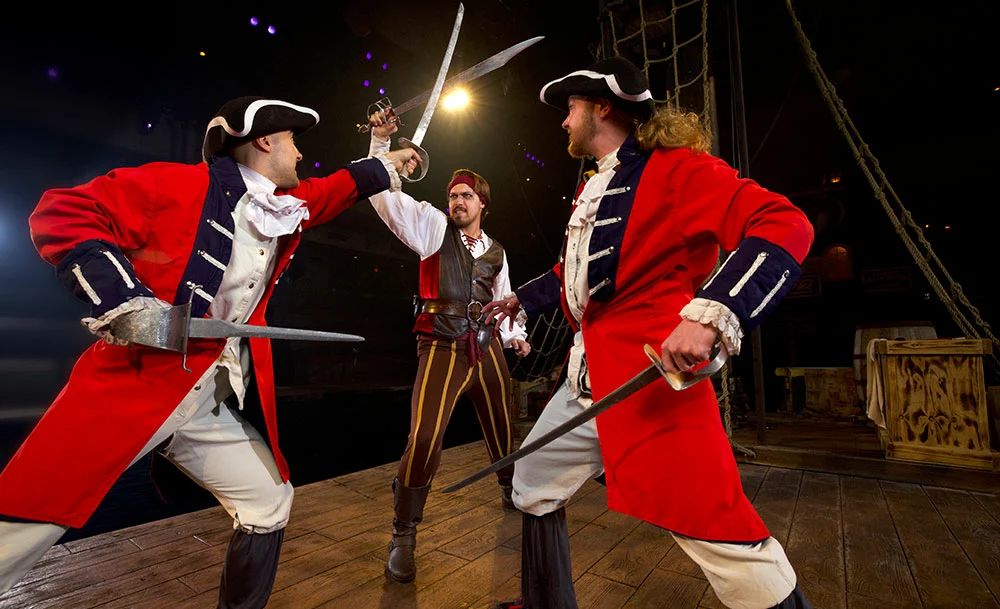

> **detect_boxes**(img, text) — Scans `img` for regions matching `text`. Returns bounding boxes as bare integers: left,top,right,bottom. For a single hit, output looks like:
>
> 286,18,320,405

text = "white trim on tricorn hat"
539,57,655,121
202,96,320,163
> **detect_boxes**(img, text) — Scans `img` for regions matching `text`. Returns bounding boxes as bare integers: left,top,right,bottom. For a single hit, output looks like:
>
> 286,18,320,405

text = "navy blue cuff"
344,157,391,199
696,236,802,333
55,239,155,318
515,270,563,318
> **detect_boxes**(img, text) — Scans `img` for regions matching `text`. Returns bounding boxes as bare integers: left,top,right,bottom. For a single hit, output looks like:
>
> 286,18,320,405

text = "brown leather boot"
386,477,430,583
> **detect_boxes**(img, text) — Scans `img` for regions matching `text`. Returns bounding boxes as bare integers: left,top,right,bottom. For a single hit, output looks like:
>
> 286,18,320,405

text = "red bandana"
447,175,489,207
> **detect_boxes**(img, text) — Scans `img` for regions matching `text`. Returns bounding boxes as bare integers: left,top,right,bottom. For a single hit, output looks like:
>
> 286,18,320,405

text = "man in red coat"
486,58,815,609
0,96,418,608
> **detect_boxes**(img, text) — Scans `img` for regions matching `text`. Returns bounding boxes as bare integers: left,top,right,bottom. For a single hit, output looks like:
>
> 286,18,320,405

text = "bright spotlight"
442,89,470,111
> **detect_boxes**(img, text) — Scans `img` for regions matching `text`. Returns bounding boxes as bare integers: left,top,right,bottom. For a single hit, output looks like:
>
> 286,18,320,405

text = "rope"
784,0,1000,376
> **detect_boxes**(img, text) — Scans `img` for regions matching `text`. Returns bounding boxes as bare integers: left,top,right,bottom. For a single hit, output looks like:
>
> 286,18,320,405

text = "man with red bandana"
367,111,531,584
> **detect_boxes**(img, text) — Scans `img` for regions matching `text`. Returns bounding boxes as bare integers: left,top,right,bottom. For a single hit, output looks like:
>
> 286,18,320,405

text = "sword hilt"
358,98,401,134
643,342,728,391
397,137,429,182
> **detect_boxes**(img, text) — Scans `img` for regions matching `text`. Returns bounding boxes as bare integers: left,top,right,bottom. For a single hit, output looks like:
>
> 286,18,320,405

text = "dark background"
1,1,997,540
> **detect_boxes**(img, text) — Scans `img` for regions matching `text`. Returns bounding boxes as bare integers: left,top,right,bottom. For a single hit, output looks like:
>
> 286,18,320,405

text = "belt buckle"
466,300,484,321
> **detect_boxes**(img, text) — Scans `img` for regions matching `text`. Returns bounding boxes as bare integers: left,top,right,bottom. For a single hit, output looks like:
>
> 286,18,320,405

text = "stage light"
199,51,206,57
379,87,386,95
47,67,58,79
525,153,530,159
366,52,372,60
442,88,469,111
250,17,258,26
267,25,276,34
363,79,370,87
382,63,388,70
314,162,321,168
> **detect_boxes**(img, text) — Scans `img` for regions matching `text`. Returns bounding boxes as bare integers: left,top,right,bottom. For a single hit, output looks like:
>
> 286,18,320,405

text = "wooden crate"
874,339,999,470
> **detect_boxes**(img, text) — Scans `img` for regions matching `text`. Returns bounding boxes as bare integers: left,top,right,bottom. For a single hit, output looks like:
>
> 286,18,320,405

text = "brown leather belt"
419,298,486,321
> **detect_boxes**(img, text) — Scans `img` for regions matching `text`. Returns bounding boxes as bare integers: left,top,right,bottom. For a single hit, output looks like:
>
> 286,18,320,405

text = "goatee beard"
568,137,589,159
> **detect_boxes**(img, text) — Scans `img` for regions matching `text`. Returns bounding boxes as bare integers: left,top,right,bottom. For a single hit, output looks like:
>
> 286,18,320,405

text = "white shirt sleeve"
369,184,448,260
494,251,529,347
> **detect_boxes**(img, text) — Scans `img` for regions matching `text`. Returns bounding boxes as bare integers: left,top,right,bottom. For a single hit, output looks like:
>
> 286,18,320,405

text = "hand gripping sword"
393,3,464,183
109,290,364,372
440,342,729,494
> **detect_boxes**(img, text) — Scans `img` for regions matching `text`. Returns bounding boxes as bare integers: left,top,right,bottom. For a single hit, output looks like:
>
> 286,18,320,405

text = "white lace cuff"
678,298,743,355
375,155,401,192
82,296,171,344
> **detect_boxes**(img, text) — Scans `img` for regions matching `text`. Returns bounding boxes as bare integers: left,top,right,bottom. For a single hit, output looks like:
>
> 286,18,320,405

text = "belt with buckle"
420,298,486,321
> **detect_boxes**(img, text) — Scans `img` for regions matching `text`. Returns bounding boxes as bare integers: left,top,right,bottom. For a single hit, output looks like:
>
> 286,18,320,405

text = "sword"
356,35,545,134
440,342,728,494
390,2,464,183
109,299,363,372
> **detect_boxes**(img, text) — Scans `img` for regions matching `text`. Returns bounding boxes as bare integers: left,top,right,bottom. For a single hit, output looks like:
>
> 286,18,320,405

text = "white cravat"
245,190,310,237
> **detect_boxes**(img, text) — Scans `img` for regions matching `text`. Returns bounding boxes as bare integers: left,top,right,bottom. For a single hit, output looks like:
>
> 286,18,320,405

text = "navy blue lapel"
172,156,246,317
587,137,650,302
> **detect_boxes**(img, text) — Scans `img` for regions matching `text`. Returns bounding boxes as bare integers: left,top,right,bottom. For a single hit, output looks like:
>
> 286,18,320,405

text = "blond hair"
635,105,712,154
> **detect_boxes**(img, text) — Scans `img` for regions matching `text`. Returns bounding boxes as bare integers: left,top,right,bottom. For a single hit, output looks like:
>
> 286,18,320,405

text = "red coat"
517,141,813,541
0,156,388,528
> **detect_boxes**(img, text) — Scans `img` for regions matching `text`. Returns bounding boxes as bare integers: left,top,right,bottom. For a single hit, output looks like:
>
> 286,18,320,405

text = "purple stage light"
379,87,385,95
250,16,258,26
267,25,276,34
47,67,58,79
530,155,535,161
146,123,152,129
363,79,370,87
366,52,372,60
536,159,541,164
382,63,388,70
525,153,530,158
314,162,321,168
541,162,545,167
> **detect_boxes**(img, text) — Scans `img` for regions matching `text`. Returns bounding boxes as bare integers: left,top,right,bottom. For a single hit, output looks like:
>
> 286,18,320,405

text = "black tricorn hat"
539,56,654,121
202,96,320,162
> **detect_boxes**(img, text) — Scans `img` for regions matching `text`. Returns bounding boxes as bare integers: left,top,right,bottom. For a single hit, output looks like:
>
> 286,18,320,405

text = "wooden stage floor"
3,441,999,608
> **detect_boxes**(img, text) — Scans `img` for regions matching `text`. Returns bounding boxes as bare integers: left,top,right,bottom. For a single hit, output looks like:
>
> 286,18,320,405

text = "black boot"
497,464,516,512
521,508,578,609
218,527,284,609
772,584,814,608
386,477,431,583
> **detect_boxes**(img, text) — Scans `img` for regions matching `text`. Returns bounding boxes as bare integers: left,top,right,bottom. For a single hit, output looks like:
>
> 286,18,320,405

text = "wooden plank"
737,463,768,502
924,486,1000,600
0,537,214,609
590,521,674,587
469,575,521,609
4,543,228,609
622,568,707,608
880,480,998,607
504,485,609,552
89,579,195,609
846,592,920,609
312,549,468,608
973,492,1000,525
395,545,521,608
439,509,523,560
750,467,802,545
784,471,846,608
568,510,642,581
840,476,920,606
14,540,141,587
265,551,386,608
574,572,636,609
657,543,704,581
876,339,990,355
177,531,337,594
270,530,389,592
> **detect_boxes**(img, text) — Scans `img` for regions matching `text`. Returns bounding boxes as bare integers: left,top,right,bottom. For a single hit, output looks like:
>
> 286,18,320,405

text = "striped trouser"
398,335,515,488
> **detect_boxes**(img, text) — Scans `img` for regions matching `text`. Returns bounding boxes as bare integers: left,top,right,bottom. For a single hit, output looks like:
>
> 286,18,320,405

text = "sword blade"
188,318,365,343
393,35,545,116
439,364,663,494
409,3,464,147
